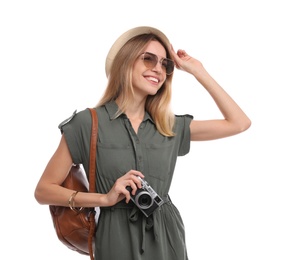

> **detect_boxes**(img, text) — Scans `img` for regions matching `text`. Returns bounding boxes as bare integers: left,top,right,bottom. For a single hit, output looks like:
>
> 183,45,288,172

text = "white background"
1,0,290,259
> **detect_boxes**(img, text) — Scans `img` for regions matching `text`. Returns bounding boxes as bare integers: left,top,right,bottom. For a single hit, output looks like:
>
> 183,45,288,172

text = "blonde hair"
97,34,175,137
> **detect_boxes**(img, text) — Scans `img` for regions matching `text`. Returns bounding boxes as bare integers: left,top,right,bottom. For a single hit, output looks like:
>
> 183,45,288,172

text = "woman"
35,26,251,259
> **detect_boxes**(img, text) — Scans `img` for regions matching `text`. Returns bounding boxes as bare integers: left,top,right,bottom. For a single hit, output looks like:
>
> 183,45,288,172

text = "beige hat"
105,26,170,77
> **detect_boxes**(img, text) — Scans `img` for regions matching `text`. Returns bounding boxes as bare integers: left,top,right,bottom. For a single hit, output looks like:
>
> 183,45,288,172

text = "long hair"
97,34,175,137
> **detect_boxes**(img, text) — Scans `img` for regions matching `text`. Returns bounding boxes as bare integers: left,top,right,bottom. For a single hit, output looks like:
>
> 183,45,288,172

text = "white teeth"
147,76,158,83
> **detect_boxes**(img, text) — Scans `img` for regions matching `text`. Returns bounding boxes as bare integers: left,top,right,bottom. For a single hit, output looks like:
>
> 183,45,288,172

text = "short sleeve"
59,108,92,165
175,114,193,156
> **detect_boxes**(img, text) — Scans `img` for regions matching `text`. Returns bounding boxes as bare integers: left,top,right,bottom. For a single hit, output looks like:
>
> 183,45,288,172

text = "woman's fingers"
108,170,144,204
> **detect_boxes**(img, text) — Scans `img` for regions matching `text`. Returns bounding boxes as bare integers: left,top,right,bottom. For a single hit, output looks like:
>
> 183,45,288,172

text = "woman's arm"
171,47,251,141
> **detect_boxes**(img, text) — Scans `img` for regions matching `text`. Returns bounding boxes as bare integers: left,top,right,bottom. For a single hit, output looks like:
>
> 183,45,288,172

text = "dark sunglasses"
140,52,174,75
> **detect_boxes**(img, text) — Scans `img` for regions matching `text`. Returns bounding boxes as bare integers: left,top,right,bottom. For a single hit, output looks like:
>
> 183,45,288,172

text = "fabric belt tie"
101,195,171,253
129,196,170,253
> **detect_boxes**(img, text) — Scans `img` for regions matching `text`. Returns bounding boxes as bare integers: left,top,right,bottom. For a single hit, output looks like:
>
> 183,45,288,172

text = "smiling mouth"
145,76,159,83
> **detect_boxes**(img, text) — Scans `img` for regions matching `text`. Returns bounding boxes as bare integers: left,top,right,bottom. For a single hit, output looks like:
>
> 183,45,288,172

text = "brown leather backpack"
49,108,98,260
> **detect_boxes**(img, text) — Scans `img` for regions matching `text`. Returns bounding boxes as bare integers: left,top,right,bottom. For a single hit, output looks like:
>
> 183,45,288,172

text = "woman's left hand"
170,45,204,76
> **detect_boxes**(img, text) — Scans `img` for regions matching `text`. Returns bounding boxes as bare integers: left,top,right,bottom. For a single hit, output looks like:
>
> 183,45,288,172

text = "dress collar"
104,100,155,125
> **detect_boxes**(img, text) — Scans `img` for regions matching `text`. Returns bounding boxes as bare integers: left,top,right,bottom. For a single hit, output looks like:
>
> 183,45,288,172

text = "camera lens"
135,191,153,209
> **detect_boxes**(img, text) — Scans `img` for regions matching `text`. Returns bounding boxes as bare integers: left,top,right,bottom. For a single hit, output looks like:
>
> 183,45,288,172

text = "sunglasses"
140,52,174,75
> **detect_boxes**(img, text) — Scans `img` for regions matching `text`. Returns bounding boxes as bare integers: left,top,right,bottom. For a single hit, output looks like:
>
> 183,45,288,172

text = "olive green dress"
61,101,193,260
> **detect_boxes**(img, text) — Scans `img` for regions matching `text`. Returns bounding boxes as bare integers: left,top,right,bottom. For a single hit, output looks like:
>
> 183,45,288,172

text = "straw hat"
105,26,170,77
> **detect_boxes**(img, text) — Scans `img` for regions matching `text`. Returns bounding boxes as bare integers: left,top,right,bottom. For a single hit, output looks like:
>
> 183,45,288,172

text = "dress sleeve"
59,108,92,165
175,114,193,156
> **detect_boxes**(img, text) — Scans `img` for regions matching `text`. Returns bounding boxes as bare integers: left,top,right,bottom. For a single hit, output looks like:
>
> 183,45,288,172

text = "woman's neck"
115,97,146,121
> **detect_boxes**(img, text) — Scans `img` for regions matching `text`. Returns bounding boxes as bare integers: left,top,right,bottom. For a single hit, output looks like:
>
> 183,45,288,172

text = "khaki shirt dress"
61,101,193,260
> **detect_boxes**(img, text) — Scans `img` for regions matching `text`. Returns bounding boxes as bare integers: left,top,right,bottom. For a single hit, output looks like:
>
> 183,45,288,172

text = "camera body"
126,177,164,217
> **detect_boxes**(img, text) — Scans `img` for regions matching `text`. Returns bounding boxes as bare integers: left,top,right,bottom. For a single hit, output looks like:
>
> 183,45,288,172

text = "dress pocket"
144,142,175,181
97,142,136,181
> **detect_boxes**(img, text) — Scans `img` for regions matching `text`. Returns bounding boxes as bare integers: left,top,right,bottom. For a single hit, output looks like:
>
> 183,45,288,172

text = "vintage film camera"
126,177,164,217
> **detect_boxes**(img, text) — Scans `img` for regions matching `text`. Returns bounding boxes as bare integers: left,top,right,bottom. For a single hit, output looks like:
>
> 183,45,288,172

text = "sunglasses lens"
143,52,158,70
142,52,174,75
162,59,174,75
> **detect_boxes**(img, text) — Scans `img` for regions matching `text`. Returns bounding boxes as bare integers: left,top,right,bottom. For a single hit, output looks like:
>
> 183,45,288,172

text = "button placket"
124,118,144,172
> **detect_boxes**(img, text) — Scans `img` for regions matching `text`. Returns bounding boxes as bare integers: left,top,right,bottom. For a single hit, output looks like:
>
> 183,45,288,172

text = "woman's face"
132,40,167,98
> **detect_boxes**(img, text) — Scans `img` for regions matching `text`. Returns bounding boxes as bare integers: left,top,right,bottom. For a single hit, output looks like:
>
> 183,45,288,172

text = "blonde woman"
35,26,251,260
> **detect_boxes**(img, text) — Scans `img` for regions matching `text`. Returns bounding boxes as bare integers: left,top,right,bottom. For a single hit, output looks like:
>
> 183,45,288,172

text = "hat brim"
105,26,170,77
